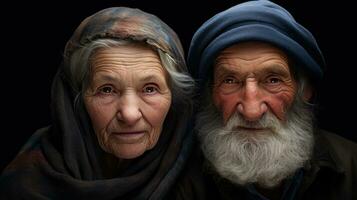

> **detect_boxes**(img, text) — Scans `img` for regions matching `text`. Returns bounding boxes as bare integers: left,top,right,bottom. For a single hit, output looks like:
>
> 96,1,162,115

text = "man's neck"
254,182,284,200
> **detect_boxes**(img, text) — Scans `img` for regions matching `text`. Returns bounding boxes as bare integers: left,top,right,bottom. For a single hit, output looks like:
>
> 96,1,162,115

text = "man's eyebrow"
214,64,239,77
213,64,291,79
93,74,118,82
215,64,234,72
260,65,290,75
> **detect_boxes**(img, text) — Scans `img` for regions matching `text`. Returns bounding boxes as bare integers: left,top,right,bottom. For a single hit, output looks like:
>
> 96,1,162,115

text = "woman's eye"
267,77,281,84
143,85,158,94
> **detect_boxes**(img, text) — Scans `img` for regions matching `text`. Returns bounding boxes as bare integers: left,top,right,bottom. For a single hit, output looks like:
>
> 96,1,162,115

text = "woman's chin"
109,142,149,159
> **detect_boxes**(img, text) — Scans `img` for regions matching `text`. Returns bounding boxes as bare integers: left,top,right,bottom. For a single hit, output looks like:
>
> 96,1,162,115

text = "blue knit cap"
188,0,325,88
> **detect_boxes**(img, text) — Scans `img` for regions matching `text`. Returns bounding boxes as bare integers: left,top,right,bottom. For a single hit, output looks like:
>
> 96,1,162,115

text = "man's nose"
237,80,267,122
116,93,142,125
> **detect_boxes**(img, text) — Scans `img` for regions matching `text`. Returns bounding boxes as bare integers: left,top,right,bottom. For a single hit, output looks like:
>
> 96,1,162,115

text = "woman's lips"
111,131,146,143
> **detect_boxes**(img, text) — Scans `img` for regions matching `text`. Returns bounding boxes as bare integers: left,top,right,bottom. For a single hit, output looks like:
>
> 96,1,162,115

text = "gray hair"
65,39,194,105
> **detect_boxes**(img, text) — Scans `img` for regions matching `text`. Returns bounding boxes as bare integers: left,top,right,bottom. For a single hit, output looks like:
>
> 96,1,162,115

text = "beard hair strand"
196,96,314,188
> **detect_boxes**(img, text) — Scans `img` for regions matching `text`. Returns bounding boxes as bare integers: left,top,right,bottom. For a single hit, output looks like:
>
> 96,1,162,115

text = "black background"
1,0,356,171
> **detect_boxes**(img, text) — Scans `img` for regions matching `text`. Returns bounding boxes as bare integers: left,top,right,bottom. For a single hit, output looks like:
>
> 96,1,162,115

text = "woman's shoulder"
0,127,51,198
0,146,46,199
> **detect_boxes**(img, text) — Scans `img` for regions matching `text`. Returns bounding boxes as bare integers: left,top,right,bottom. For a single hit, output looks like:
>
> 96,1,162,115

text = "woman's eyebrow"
139,73,166,83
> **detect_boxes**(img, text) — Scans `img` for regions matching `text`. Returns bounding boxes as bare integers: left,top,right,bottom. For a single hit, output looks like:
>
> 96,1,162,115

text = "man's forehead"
216,42,288,61
213,62,291,76
214,43,290,75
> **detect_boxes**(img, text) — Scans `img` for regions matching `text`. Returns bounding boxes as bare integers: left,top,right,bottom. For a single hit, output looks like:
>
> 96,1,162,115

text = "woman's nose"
116,93,142,125
237,80,267,122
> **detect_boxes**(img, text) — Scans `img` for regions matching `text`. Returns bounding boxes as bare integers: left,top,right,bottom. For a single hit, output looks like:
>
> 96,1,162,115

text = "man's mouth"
234,126,267,132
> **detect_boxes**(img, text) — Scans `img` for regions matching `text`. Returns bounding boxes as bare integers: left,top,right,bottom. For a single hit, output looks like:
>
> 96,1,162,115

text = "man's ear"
303,85,314,101
212,87,221,108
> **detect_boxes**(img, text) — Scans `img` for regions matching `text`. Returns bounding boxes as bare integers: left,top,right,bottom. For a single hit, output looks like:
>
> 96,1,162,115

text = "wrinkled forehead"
216,42,288,62
214,42,291,75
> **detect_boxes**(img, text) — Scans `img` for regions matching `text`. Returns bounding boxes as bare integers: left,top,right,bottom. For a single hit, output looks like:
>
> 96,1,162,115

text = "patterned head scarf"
64,7,186,75
0,7,193,200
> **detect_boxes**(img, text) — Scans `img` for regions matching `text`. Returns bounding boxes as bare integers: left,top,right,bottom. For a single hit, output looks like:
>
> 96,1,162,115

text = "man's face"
213,42,297,124
197,41,314,188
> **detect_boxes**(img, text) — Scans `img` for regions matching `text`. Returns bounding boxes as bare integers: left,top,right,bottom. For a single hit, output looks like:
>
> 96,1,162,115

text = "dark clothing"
245,169,304,200
0,7,193,200
174,130,357,200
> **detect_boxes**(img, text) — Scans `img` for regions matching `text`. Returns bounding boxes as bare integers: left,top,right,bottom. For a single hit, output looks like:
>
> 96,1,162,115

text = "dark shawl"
0,7,193,200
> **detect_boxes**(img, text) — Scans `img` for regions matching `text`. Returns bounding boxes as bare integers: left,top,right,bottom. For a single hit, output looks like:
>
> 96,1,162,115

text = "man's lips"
113,131,145,134
235,126,267,131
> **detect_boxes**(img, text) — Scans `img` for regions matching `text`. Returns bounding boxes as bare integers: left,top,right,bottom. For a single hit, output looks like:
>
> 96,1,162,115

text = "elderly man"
187,1,357,199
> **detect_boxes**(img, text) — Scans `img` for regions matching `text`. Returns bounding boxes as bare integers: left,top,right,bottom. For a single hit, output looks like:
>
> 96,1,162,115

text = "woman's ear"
303,85,314,101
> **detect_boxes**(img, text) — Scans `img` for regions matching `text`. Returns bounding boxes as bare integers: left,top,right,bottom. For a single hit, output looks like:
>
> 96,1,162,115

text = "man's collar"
310,129,345,174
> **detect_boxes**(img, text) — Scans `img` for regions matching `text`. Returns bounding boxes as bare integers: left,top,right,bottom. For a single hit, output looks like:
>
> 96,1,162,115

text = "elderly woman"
0,7,194,199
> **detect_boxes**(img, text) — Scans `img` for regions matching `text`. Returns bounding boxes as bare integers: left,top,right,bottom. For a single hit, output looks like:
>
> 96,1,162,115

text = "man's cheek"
219,98,237,122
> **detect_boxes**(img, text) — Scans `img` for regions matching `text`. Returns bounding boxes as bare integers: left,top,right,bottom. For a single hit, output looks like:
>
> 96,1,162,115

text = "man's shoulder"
318,129,357,149
312,130,357,199
317,129,357,161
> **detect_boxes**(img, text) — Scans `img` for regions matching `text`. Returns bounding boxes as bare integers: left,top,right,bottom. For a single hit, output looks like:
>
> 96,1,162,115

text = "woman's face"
84,43,172,159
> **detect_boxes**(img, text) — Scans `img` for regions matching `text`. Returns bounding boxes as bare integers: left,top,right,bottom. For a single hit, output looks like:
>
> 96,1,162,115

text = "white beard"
196,97,314,188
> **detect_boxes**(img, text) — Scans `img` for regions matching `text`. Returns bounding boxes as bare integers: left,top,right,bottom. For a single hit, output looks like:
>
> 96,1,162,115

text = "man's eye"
223,78,236,84
99,86,113,94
